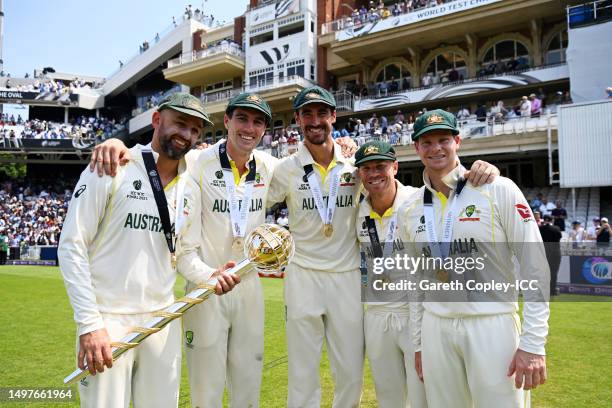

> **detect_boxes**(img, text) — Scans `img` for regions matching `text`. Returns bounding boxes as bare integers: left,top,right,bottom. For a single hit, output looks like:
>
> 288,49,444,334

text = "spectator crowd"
3,76,94,95
0,180,71,257
343,0,457,28
458,89,572,124
257,127,301,159
0,115,127,144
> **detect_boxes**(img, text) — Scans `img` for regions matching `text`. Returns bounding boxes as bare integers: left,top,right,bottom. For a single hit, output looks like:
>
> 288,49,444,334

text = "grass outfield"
0,265,610,407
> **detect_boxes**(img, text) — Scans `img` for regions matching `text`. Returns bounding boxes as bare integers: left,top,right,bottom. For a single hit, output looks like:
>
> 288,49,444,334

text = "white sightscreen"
558,100,612,187
567,20,612,103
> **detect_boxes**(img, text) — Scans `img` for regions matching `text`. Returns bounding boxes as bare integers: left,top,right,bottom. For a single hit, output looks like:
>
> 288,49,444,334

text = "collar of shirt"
359,180,406,219
422,161,466,211
297,141,348,183
422,160,465,193
296,140,347,167
215,139,256,186
138,143,187,190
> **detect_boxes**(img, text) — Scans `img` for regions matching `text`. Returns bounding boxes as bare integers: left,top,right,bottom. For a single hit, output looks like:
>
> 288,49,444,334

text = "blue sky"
3,0,249,78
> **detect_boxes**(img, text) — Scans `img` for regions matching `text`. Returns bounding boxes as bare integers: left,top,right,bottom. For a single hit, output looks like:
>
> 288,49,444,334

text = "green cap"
158,92,213,126
412,109,459,141
293,86,336,110
226,92,272,123
355,140,397,167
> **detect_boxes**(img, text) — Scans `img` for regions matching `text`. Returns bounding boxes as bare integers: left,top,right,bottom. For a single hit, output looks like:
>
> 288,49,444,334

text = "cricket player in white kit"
355,140,497,408
182,93,278,407
267,86,364,408
354,140,426,408
89,93,278,407
60,93,239,408
399,109,550,408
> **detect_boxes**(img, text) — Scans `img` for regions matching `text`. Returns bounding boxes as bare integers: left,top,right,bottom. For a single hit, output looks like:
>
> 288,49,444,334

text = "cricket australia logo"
340,172,355,186
459,204,480,222
255,172,264,187
185,330,195,349
215,170,223,179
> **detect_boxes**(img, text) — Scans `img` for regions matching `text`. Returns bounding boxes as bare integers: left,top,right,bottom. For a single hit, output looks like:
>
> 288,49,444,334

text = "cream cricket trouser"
284,264,364,408
364,306,427,408
183,272,264,408
421,311,530,408
77,312,181,408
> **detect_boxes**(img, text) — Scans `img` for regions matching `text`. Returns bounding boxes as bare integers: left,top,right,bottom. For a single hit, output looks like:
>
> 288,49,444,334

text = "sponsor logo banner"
17,138,96,151
337,0,501,42
249,0,300,27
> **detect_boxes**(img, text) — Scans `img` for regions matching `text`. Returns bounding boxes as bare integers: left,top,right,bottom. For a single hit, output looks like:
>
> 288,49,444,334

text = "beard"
303,126,329,145
160,133,191,160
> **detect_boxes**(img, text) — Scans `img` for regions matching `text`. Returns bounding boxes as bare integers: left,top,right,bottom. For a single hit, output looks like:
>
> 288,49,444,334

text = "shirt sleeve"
496,178,550,355
267,157,289,208
176,178,216,284
58,168,114,336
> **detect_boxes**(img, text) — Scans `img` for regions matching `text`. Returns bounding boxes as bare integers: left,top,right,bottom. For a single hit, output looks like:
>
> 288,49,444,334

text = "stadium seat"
493,124,504,135
536,119,548,131
525,120,537,132
550,116,558,128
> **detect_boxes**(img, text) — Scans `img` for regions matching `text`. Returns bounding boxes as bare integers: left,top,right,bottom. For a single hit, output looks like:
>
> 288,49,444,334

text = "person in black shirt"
551,200,567,231
539,215,562,296
597,217,611,245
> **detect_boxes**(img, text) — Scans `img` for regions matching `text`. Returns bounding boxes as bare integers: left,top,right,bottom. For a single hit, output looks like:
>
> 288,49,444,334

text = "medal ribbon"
142,148,181,258
303,162,343,227
423,178,467,261
365,212,398,259
219,142,256,238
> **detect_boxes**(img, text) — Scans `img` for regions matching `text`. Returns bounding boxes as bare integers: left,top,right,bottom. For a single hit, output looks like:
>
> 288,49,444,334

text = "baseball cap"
226,92,272,124
293,86,336,110
158,92,213,126
602,217,609,223
412,109,460,141
355,140,397,167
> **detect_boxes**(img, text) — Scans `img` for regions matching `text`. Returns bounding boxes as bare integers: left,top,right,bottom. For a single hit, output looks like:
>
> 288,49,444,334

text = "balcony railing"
321,0,496,36
245,75,315,93
201,88,243,104
167,43,245,68
567,0,612,28
198,75,316,106
348,113,559,149
334,62,568,111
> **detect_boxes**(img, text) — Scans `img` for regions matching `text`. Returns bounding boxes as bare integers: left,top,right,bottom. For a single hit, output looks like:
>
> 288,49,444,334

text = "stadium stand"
0,180,70,257
0,116,127,146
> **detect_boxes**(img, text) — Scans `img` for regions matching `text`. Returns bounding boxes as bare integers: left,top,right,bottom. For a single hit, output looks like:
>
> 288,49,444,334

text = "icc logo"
581,257,612,284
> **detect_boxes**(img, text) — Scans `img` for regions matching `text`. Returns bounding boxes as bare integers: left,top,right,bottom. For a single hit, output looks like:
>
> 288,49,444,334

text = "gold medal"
436,269,449,283
232,237,244,253
323,224,333,237
171,253,177,271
